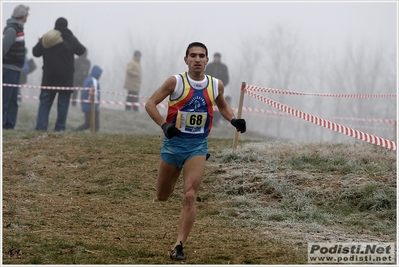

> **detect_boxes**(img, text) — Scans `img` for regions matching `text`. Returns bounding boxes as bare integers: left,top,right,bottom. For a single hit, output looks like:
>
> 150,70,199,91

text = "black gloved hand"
161,122,181,139
231,118,246,133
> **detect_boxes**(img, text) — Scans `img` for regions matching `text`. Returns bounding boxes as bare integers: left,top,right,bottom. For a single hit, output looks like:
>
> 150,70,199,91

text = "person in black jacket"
33,17,86,132
205,52,230,126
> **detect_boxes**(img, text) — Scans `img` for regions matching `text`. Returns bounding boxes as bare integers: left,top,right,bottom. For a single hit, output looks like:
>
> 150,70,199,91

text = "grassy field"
2,101,397,264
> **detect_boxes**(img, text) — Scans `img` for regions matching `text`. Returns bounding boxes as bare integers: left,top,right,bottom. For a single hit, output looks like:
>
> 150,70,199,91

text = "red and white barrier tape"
242,111,394,131
13,82,396,101
9,83,169,103
8,82,397,98
19,95,166,108
245,84,397,98
101,90,147,100
3,83,91,91
12,82,396,144
245,89,397,150
19,94,395,127
240,106,395,124
19,95,394,133
97,100,168,108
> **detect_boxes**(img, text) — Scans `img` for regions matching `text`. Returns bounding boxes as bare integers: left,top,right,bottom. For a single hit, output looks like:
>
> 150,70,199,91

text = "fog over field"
1,1,397,142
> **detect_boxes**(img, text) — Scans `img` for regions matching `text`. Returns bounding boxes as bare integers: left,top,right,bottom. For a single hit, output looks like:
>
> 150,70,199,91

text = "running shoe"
169,241,186,261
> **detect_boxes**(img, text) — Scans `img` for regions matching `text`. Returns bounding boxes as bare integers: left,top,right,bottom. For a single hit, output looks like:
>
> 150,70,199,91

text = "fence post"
232,82,246,151
90,86,96,133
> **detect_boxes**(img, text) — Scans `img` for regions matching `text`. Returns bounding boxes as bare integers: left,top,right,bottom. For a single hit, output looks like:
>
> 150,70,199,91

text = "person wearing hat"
33,17,86,132
123,50,142,111
2,4,29,129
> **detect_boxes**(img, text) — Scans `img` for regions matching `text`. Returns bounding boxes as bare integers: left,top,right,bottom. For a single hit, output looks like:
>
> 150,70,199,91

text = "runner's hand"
231,118,246,133
161,122,181,139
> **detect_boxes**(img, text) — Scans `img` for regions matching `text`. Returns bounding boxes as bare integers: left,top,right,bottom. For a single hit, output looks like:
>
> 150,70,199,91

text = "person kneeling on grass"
76,65,102,132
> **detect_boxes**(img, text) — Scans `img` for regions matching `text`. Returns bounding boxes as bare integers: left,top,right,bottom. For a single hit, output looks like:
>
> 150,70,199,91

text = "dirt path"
2,133,307,264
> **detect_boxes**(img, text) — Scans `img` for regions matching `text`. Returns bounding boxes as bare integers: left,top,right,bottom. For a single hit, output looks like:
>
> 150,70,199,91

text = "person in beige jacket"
124,50,142,111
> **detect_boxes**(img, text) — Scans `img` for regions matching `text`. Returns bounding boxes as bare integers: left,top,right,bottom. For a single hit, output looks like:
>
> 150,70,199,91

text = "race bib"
176,110,207,134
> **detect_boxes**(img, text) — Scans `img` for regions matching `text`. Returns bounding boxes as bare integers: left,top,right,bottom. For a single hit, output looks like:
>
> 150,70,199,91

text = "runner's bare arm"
145,76,176,127
215,80,235,122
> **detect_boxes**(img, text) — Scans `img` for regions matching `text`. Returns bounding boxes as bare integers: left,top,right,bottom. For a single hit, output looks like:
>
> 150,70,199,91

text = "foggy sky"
2,1,396,75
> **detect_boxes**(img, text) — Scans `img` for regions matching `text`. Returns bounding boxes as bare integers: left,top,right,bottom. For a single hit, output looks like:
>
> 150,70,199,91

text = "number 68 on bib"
176,110,208,134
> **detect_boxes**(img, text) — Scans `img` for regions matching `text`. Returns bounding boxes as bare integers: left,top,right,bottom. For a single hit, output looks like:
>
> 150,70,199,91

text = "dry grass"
2,101,397,264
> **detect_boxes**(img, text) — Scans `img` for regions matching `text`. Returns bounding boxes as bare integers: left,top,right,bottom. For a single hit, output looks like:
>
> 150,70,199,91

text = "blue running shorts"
161,136,209,169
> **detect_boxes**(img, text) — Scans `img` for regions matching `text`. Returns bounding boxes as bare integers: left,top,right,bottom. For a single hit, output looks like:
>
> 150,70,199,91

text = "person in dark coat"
76,65,103,132
33,17,86,132
205,52,230,126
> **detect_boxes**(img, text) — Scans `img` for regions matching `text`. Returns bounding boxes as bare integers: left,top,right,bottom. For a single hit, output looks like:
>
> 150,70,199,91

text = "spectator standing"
205,52,230,126
123,50,142,111
76,65,103,132
33,17,86,132
145,42,246,261
2,4,29,129
205,52,229,86
72,49,91,106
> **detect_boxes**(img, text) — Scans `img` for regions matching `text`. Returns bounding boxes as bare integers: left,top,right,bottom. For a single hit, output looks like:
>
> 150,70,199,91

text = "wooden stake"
232,82,246,151
90,86,95,133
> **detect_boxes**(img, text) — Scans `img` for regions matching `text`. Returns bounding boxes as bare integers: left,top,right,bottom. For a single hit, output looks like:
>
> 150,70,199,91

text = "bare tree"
256,24,305,138
326,41,396,141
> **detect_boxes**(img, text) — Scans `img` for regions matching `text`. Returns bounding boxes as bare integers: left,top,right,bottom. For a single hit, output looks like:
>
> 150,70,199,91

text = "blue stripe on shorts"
160,136,208,169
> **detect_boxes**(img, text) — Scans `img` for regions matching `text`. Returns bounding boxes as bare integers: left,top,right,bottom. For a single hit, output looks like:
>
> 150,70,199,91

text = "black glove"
161,122,181,139
231,118,246,133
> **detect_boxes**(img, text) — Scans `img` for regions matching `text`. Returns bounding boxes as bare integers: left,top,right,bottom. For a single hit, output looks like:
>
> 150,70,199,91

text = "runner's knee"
183,189,196,206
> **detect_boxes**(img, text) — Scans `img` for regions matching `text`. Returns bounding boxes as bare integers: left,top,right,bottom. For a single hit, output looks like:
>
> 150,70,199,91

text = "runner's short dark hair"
185,42,208,57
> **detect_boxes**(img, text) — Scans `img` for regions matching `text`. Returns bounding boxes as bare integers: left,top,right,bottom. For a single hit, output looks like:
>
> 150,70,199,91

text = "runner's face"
184,47,209,74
